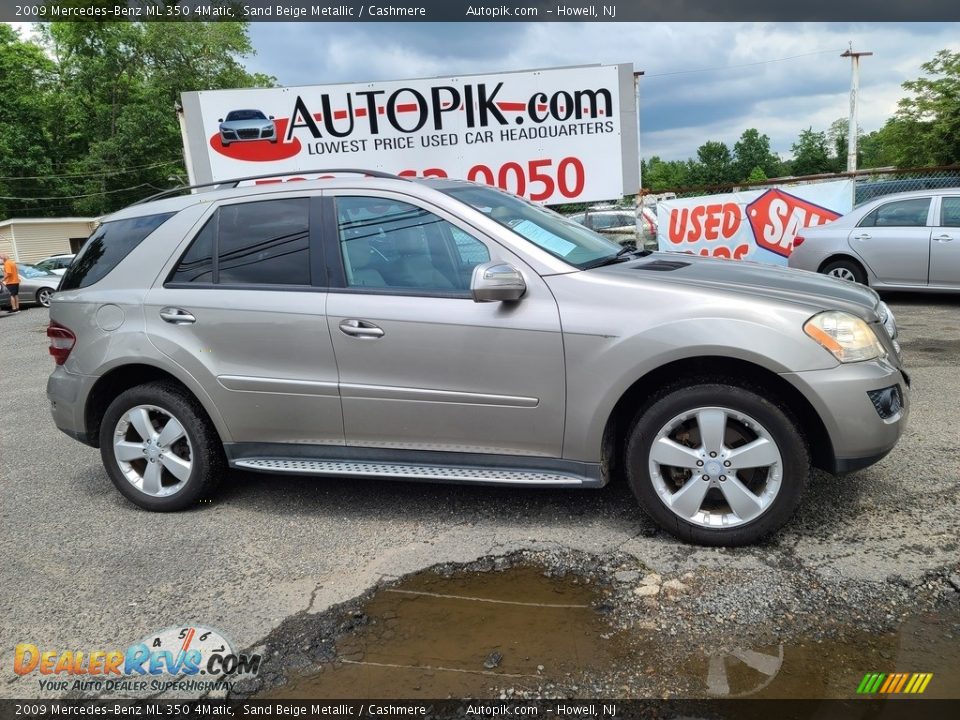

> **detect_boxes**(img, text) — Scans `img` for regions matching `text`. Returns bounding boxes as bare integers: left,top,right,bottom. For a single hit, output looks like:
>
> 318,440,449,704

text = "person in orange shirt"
1,253,21,313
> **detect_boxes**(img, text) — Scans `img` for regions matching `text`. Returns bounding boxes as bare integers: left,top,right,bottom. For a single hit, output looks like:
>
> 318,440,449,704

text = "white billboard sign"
180,64,638,205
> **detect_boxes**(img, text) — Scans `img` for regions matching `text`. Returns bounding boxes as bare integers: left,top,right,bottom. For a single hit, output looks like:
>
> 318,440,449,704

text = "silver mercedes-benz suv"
46,170,910,546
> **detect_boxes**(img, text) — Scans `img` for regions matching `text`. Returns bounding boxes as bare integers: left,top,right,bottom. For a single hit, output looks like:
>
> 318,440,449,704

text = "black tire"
36,287,54,307
821,258,867,285
625,382,809,546
99,381,225,511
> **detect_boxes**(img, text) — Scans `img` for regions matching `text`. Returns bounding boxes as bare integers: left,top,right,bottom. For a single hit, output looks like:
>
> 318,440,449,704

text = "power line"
0,184,157,201
643,49,845,79
0,159,182,182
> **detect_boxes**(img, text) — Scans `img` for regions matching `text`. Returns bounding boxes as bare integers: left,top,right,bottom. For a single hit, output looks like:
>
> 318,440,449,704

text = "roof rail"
131,168,406,206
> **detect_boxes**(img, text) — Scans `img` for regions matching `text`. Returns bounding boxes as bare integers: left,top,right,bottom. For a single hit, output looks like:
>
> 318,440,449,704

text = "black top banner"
3,0,960,22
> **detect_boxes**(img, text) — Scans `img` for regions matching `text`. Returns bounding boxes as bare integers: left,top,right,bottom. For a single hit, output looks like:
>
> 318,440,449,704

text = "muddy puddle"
263,566,630,698
689,615,960,700
259,564,960,700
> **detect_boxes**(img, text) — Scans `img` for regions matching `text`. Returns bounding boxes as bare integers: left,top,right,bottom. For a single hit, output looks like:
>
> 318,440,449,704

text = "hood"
591,252,881,318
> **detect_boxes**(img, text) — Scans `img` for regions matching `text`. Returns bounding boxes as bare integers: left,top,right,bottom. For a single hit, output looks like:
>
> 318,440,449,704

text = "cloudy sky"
245,22,960,162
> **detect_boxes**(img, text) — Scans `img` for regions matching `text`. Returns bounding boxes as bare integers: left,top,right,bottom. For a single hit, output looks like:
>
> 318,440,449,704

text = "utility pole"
841,44,873,173
634,70,645,248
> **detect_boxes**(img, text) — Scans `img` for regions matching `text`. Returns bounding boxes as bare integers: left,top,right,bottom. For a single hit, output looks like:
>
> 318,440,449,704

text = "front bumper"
781,356,911,474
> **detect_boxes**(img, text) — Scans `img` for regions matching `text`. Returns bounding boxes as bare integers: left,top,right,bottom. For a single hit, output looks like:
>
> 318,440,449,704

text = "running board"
231,457,598,487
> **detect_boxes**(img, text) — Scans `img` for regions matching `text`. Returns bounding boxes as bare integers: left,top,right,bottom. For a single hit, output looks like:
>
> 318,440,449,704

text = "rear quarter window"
59,213,175,291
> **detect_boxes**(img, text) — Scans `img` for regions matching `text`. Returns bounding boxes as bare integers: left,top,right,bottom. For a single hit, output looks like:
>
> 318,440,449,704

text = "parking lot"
1,293,958,699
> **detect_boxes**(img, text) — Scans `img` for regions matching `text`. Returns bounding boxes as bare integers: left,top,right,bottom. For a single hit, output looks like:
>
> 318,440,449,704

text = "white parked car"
35,254,76,277
568,207,658,249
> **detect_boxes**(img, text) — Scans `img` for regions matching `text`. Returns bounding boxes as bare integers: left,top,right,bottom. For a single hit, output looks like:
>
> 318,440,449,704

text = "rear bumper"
781,356,910,475
47,365,97,447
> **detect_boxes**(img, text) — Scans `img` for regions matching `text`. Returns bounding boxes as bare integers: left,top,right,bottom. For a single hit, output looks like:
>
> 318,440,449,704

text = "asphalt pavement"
0,293,958,699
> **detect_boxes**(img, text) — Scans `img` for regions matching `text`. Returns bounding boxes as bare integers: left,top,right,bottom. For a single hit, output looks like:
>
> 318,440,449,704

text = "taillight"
793,235,805,248
47,322,76,365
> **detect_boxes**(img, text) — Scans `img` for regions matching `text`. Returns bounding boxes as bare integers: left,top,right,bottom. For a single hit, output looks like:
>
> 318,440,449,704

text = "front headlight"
804,311,885,363
877,301,897,340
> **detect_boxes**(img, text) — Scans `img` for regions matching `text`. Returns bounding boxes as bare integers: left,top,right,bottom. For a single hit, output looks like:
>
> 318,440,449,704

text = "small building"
0,217,99,264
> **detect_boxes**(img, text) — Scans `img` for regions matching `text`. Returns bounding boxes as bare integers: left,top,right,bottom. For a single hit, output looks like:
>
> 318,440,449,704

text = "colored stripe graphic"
857,672,933,694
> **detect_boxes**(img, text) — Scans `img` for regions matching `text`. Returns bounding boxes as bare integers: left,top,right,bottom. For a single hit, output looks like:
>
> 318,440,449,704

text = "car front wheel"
822,258,867,284
99,382,225,511
625,383,809,546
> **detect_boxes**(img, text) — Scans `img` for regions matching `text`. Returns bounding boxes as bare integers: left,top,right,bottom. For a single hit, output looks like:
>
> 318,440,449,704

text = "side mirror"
269,115,275,120
471,262,526,303
218,118,223,123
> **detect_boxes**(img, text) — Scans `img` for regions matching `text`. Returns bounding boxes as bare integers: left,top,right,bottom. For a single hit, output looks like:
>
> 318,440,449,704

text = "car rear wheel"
821,258,867,284
99,382,225,511
36,287,54,307
625,383,809,546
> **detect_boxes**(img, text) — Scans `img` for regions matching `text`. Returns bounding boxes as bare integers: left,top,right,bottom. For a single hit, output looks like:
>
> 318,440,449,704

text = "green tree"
642,156,692,191
0,20,274,219
733,128,781,181
692,140,734,185
890,49,960,166
746,166,768,183
790,128,833,176
0,25,58,219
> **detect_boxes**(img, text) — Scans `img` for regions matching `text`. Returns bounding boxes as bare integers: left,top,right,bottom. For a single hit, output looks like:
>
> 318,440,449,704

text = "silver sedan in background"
0,263,60,308
789,189,960,291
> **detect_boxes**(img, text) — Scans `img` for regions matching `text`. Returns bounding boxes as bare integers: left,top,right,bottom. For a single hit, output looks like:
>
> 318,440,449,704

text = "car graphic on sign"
218,109,277,147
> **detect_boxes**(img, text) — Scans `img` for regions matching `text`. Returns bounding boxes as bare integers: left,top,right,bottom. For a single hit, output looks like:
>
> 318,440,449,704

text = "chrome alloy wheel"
647,406,783,528
827,267,857,281
112,405,193,497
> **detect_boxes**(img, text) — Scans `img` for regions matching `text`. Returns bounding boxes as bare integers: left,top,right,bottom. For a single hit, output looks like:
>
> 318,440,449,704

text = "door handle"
852,233,871,240
339,319,384,339
159,307,196,325
934,234,954,242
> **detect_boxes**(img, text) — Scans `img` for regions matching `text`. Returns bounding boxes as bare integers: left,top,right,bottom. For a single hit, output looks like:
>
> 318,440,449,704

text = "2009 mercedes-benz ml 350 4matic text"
46,170,909,545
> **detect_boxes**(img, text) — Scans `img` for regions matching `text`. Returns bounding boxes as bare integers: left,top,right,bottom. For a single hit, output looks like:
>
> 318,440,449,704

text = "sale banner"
656,180,854,264
180,64,637,205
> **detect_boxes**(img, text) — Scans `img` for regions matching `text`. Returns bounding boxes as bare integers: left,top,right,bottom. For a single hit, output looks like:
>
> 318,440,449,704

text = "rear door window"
940,197,960,227
168,198,311,286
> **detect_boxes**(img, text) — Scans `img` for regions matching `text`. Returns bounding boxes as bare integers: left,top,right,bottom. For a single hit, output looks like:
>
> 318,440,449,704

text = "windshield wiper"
582,245,651,269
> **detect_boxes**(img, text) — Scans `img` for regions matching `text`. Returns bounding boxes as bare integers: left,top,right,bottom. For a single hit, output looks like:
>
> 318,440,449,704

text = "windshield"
225,110,266,121
442,185,623,269
17,264,50,278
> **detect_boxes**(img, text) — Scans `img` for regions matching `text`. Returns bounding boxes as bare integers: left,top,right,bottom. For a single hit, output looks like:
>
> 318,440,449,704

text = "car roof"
105,177,407,222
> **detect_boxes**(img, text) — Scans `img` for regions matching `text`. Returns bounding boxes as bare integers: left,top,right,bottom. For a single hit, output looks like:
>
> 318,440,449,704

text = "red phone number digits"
399,157,585,201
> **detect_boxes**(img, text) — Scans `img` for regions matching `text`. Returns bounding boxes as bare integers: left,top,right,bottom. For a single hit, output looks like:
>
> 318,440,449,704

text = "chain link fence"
556,165,960,250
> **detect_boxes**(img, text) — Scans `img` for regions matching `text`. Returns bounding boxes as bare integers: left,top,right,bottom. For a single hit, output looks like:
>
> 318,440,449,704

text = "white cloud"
247,21,960,161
